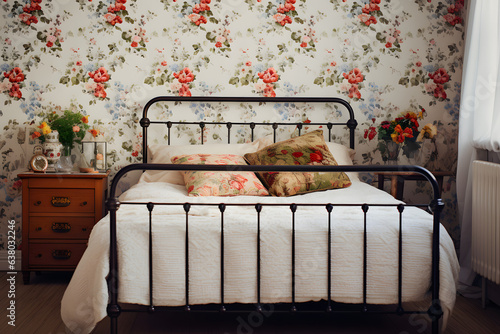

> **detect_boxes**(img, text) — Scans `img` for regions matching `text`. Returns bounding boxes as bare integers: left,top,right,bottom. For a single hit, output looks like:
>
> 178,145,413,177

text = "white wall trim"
0,250,21,271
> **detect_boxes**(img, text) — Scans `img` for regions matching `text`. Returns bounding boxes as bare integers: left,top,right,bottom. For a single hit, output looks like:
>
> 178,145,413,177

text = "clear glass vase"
384,140,400,165
56,145,73,173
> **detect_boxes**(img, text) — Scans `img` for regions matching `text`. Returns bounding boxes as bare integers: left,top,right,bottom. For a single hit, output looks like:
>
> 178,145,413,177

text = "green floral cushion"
244,130,351,196
171,154,269,197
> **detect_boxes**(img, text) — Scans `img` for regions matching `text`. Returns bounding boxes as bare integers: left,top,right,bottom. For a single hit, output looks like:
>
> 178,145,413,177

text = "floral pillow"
244,130,351,196
171,154,269,197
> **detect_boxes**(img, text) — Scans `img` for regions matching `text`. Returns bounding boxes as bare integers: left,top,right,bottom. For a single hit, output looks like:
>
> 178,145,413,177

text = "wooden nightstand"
374,170,453,200
18,172,109,284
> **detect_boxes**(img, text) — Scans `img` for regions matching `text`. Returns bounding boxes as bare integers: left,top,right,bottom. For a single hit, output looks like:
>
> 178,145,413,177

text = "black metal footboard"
106,163,444,334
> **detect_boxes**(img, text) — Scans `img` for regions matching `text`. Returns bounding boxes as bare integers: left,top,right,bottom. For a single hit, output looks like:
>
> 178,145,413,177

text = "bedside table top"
18,170,110,179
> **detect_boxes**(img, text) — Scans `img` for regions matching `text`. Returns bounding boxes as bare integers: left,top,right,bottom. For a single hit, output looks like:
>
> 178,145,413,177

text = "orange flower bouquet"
375,111,424,162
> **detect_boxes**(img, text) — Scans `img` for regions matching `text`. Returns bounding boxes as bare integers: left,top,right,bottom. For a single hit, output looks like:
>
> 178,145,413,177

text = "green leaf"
398,77,409,86
229,77,239,85
144,77,155,85
59,76,70,85
325,77,334,86
314,77,324,85
71,77,80,85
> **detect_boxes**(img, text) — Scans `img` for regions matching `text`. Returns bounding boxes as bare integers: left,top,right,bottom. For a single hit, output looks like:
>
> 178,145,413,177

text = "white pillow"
139,136,273,184
325,142,359,181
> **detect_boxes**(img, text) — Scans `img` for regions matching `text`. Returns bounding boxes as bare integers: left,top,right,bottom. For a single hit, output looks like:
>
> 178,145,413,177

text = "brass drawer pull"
52,250,71,260
81,201,88,206
51,197,71,207
34,201,42,206
52,222,71,233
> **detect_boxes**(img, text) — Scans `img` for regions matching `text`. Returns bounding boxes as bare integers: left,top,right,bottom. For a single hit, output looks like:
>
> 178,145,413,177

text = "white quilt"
61,180,459,334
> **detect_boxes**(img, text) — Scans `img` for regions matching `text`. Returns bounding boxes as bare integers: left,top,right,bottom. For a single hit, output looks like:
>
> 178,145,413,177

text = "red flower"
94,83,107,98
292,152,303,158
258,67,279,83
433,84,447,99
281,150,288,155
215,41,222,48
173,67,195,83
263,84,276,97
428,68,450,84
179,84,192,97
89,67,110,83
131,41,138,47
381,121,391,130
348,84,362,99
310,150,323,163
9,83,22,99
4,67,25,83
343,68,364,84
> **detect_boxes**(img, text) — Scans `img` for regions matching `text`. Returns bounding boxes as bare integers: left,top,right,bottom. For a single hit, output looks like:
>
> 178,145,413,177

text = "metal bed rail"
106,164,444,334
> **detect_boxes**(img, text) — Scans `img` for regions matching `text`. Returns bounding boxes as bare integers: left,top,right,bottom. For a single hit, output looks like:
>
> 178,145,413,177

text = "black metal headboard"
139,96,358,162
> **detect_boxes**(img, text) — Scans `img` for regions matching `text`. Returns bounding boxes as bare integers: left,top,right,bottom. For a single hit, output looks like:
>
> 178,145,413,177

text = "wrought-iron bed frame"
106,96,444,334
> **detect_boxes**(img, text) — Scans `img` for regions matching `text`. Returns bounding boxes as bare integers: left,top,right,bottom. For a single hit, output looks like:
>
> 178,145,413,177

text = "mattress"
61,179,459,334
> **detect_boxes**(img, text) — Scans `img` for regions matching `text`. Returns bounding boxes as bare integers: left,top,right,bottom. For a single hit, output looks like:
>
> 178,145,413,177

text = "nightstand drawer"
29,243,87,267
29,188,94,213
29,216,95,240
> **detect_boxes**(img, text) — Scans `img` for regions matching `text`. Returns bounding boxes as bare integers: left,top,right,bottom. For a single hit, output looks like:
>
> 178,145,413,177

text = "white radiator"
472,160,500,284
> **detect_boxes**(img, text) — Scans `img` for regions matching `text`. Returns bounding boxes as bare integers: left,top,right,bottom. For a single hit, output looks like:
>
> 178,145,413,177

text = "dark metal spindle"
147,202,155,313
397,204,405,315
290,203,298,312
250,122,255,142
184,203,191,311
326,204,333,312
219,203,226,312
362,204,369,312
272,123,278,143
255,204,263,312
167,121,172,145
226,123,232,144
327,123,333,142
297,123,302,136
200,122,205,145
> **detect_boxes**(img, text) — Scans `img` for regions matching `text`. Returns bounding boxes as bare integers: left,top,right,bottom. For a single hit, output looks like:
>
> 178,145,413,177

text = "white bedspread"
61,180,459,334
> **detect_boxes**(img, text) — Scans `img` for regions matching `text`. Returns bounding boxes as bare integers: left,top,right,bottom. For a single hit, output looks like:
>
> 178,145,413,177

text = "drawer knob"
36,254,42,258
34,201,42,206
52,250,71,260
52,222,71,233
82,227,88,232
35,227,42,232
81,201,88,206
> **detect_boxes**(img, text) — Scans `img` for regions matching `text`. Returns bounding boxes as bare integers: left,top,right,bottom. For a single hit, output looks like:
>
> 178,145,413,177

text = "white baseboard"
0,250,22,271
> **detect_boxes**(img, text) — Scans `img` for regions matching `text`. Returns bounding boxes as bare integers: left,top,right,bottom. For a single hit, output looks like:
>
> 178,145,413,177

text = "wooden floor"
1,271,500,334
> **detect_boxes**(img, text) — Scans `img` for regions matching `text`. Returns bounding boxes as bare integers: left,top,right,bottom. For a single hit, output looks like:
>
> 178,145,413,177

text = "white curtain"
457,0,500,291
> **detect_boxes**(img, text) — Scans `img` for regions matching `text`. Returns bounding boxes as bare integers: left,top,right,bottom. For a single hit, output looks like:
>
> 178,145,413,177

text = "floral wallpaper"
0,0,465,250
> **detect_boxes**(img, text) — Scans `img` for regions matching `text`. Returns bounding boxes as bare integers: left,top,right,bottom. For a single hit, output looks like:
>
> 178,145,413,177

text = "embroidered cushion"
244,130,351,196
171,154,269,197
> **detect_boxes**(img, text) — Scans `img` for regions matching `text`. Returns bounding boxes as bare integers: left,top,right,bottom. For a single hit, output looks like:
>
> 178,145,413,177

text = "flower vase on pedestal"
384,140,400,165
56,145,74,173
